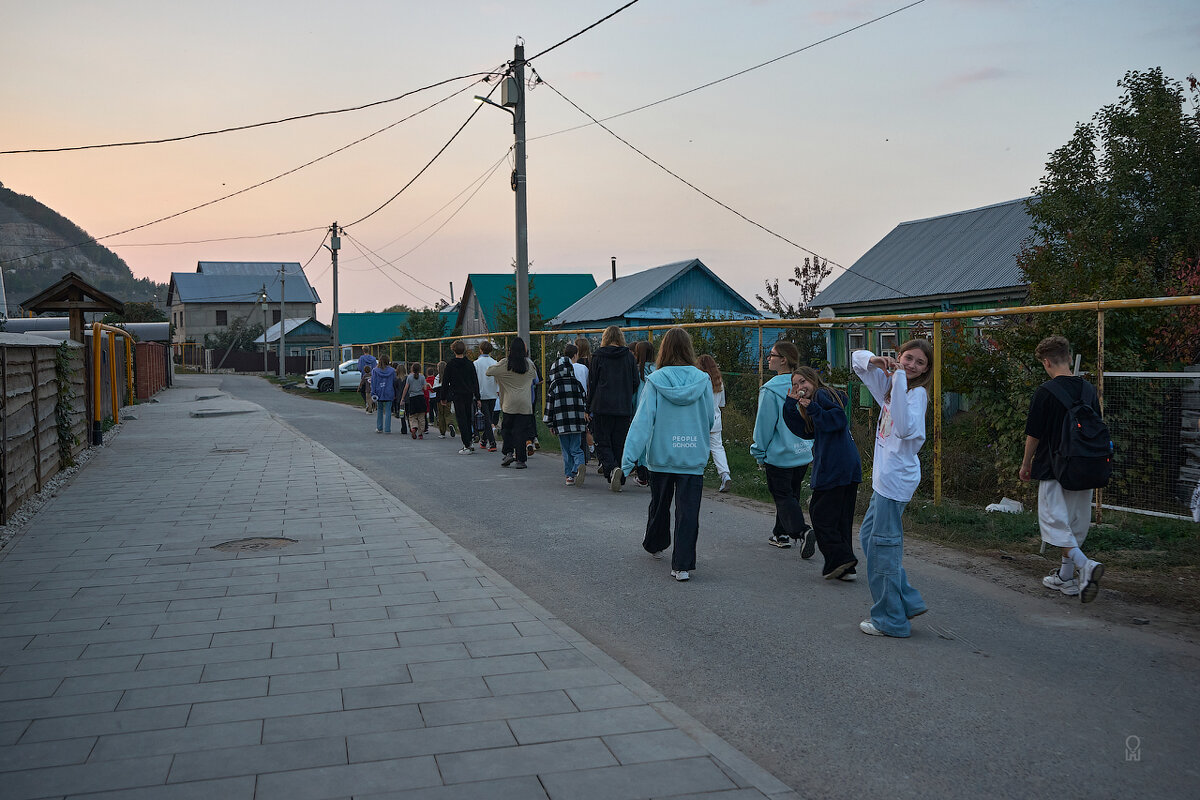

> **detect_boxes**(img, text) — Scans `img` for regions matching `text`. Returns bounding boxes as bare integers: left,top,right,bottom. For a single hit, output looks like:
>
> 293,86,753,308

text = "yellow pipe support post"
1095,309,1105,523
758,326,764,384
420,343,426,374
125,336,134,405
540,333,547,420
91,324,103,444
107,330,119,425
932,320,943,506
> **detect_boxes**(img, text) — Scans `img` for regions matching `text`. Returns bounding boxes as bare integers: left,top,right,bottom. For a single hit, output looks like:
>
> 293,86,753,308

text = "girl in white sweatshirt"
852,339,933,638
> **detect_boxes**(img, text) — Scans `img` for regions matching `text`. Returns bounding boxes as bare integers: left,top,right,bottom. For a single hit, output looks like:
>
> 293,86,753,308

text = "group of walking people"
357,325,1113,638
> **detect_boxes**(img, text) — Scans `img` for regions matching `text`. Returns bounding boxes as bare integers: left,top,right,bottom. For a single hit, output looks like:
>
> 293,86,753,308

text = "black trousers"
764,463,809,537
643,472,704,572
478,399,497,447
452,398,475,450
809,482,859,574
592,413,632,479
500,412,534,462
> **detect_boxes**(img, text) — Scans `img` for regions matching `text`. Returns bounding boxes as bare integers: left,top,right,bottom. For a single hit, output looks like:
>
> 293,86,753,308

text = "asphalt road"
222,375,1200,799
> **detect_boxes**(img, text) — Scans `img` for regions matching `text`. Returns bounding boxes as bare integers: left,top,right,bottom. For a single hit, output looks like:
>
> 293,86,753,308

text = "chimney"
611,257,617,283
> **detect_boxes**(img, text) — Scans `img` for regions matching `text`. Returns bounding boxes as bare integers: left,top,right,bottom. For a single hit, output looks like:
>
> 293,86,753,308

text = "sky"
2,0,1197,320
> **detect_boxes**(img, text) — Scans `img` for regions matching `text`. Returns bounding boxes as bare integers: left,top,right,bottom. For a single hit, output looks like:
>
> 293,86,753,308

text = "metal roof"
334,311,456,346
168,272,320,305
462,273,597,332
550,259,759,325
253,317,329,344
813,198,1037,309
197,261,303,277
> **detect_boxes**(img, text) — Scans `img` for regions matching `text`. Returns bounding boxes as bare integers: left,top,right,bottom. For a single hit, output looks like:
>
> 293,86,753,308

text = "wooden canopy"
20,272,125,343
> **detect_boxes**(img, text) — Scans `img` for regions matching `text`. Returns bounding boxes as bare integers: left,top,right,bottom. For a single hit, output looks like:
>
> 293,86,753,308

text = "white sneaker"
574,466,585,487
457,447,473,455
671,570,690,581
439,433,447,439
1042,569,1080,596
610,468,624,493
1079,560,1104,603
718,476,731,493
859,620,886,636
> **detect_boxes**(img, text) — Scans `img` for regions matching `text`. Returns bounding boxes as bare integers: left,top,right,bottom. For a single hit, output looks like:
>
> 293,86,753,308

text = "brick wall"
135,342,168,400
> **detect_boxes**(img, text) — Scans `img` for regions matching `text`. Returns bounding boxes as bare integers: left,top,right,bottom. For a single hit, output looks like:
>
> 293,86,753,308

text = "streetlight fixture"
260,286,269,373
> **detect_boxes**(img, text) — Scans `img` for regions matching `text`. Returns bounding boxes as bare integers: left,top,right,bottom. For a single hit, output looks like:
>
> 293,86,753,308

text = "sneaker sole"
799,531,816,559
824,561,856,580
767,539,792,549
1080,563,1104,603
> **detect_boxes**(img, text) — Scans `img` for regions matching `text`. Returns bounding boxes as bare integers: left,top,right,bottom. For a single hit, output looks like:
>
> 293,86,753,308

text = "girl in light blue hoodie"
750,341,814,551
620,328,714,582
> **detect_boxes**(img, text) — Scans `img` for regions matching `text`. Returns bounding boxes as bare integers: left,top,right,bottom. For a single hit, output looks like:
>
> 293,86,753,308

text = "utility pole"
278,265,286,378
327,223,342,390
510,42,530,343
260,284,269,373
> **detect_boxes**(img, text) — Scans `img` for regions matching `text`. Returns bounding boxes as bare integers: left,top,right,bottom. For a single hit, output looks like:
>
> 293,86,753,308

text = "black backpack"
1042,379,1113,491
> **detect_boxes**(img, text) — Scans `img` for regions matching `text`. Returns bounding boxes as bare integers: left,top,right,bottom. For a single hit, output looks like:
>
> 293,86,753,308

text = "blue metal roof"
550,259,761,326
813,198,1037,309
168,264,320,306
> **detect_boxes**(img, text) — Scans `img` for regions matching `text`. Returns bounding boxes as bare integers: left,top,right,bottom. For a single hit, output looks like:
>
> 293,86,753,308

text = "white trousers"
1038,479,1093,549
709,409,729,480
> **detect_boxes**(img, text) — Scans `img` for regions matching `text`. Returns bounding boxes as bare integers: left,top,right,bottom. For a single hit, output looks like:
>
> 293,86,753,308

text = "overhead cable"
538,77,915,300
527,0,643,62
0,72,502,155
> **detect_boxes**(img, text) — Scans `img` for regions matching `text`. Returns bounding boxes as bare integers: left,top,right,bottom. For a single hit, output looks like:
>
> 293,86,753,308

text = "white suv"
304,360,362,392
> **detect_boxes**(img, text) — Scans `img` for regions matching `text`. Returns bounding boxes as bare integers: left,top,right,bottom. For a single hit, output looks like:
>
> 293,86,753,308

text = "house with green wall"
455,273,598,338
814,197,1035,367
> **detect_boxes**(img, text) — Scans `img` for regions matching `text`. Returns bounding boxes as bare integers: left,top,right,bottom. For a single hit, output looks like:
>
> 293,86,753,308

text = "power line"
343,78,504,228
527,0,643,62
341,230,448,302
537,76,915,300
0,72,503,155
341,232,438,308
0,78,491,266
530,0,928,144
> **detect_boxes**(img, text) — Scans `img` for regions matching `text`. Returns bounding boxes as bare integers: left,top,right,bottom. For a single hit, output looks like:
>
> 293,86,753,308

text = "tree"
756,255,831,368
204,319,263,353
103,302,167,324
397,308,448,341
382,304,414,313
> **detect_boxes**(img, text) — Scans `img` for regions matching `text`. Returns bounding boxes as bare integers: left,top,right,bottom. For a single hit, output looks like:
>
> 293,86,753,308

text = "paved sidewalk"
0,378,795,800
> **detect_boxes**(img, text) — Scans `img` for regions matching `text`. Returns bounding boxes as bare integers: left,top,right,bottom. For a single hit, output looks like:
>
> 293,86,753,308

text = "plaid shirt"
545,357,589,435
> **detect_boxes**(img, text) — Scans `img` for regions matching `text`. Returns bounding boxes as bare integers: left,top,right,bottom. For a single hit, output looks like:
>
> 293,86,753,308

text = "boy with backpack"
1019,335,1112,603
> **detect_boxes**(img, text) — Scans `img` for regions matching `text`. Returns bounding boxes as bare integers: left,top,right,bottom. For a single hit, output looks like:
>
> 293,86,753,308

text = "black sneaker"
500,454,516,467
798,529,816,559
768,534,791,548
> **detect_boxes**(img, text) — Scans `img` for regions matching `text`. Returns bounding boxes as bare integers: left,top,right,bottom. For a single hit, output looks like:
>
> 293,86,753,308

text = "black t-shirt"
1024,375,1101,480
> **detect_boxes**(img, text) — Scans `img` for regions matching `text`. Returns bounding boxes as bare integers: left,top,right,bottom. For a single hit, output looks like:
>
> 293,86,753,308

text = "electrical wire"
526,0,642,62
530,0,927,143
0,78,490,266
538,76,915,300
0,71,503,155
341,232,438,307
341,230,447,302
342,78,504,228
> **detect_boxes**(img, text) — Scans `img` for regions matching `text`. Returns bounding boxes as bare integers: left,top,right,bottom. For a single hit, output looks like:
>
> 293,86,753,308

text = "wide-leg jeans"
764,463,809,537
375,400,392,433
859,491,925,636
643,472,703,572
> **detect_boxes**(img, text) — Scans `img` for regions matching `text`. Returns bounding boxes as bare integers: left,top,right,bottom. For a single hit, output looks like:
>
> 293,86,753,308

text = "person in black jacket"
588,325,639,487
442,340,481,454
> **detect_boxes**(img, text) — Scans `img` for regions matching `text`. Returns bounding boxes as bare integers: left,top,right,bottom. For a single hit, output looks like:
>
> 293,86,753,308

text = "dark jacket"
442,356,480,401
587,344,638,416
782,388,862,490
545,357,589,435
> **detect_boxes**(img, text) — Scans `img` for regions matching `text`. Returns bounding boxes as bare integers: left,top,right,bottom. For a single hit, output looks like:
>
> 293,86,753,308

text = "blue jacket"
370,366,397,402
782,388,861,490
750,374,813,468
621,366,714,476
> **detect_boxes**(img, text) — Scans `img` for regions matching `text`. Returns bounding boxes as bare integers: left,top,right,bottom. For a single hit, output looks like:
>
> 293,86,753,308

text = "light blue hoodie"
621,366,714,476
750,373,813,468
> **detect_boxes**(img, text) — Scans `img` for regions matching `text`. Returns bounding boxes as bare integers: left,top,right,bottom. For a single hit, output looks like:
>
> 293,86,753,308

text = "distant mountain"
0,181,166,316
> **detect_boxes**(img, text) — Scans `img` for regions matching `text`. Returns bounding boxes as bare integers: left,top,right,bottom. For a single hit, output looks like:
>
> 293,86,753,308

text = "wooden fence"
1,337,88,525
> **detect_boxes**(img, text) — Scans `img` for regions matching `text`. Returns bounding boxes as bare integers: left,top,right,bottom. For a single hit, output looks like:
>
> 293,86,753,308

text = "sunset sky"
2,0,1196,318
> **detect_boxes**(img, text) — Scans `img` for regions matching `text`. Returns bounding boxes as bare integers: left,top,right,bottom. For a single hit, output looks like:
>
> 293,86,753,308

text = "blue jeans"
860,491,925,636
560,432,585,478
376,400,392,433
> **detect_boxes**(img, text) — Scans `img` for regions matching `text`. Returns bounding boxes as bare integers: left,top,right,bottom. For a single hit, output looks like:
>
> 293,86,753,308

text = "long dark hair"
507,337,529,374
633,340,656,378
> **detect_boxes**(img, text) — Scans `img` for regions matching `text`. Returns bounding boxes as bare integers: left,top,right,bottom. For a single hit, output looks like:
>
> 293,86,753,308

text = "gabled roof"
814,198,1036,309
550,259,760,326
168,263,320,306
20,271,124,314
253,317,331,344
462,273,598,332
335,311,456,346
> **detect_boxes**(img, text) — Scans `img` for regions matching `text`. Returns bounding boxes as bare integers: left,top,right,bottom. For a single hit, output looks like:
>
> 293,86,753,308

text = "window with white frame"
847,329,866,359
878,329,898,358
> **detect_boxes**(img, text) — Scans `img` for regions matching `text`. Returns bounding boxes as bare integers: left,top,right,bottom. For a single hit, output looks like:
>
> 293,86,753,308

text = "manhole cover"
211,537,297,552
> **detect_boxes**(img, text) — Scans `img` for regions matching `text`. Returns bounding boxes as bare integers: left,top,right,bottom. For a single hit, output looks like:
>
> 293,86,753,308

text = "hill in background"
0,181,166,315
